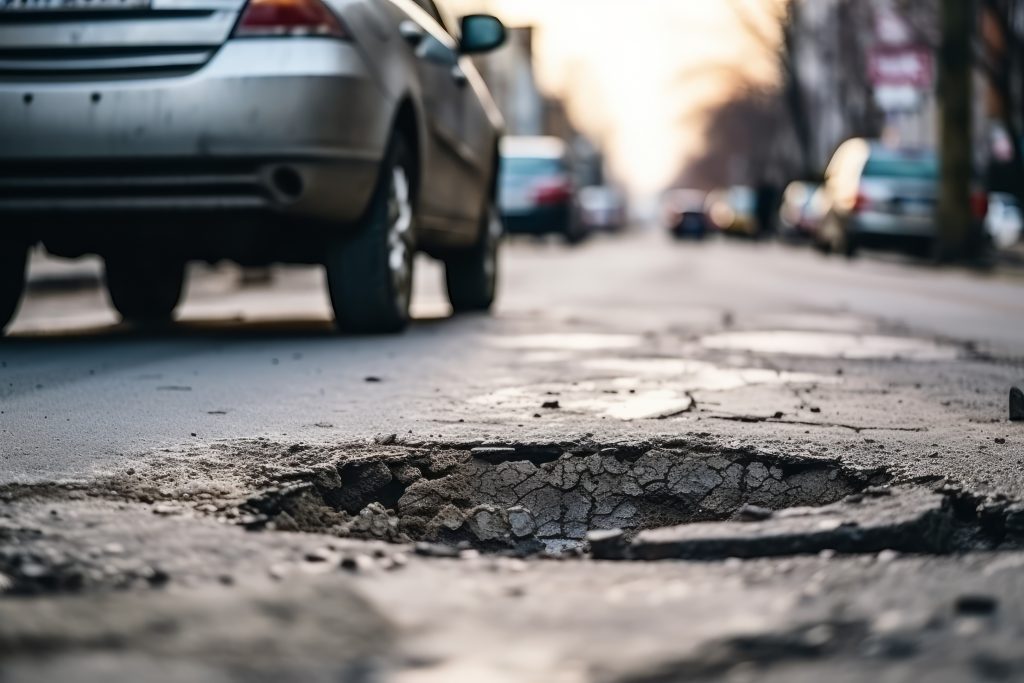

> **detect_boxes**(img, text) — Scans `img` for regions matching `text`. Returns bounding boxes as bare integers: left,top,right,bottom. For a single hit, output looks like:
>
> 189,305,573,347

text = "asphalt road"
3,231,1023,483
4,230,1024,682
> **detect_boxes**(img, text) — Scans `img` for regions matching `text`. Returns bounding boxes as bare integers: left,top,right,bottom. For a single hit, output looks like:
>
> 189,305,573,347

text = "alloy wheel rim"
483,207,502,291
387,165,414,312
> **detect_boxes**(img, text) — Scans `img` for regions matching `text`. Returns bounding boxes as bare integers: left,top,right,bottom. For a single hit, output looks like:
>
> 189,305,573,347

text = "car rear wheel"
0,243,28,334
445,201,501,313
564,221,587,245
817,214,854,257
326,133,415,334
104,254,185,325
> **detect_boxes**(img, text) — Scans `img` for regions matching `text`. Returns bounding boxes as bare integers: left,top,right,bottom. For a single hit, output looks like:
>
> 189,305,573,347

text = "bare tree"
726,0,815,178
936,0,978,260
677,86,791,190
980,0,1024,208
723,0,883,180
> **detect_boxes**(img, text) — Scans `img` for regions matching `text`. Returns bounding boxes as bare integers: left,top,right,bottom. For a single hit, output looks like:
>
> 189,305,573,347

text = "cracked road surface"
3,234,1024,682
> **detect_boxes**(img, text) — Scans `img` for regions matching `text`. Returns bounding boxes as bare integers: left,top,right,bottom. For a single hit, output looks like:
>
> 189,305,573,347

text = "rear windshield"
502,156,566,177
863,154,938,179
729,187,756,211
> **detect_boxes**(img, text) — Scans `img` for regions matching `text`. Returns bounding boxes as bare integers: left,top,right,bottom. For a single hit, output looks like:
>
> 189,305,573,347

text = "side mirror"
459,14,506,55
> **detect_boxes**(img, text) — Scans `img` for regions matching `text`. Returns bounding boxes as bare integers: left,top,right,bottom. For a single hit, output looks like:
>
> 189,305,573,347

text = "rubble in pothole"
600,487,955,561
241,443,887,553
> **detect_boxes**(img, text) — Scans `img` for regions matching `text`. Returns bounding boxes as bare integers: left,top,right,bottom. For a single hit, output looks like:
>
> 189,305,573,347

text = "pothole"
3,440,1022,595
241,443,889,554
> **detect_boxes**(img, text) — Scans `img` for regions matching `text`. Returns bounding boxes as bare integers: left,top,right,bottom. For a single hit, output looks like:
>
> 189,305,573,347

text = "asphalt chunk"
1010,386,1024,421
629,487,954,561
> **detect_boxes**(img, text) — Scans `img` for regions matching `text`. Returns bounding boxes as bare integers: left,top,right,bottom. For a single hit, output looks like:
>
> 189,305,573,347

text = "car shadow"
1,314,457,346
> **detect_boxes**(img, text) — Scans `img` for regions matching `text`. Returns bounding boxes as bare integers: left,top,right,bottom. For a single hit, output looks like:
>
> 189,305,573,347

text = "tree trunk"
936,0,978,261
783,2,817,178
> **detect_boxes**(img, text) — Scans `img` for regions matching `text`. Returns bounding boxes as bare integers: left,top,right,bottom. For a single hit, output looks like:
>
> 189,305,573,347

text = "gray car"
0,0,507,334
816,139,941,258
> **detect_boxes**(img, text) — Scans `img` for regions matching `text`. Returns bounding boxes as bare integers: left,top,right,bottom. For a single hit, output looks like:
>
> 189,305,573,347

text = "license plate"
895,198,932,216
501,189,534,213
1,0,149,11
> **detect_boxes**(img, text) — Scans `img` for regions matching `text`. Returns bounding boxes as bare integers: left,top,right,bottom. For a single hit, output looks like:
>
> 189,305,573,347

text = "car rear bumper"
0,38,391,226
849,212,936,238
672,212,709,236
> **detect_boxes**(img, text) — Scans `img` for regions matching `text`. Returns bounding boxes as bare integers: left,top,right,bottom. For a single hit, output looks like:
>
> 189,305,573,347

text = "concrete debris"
466,505,512,542
304,548,334,563
628,487,954,561
738,504,774,522
1005,504,1024,538
586,528,627,560
413,542,461,559
1010,386,1024,422
345,503,402,540
339,554,376,573
954,594,999,616
507,506,538,538
429,504,466,532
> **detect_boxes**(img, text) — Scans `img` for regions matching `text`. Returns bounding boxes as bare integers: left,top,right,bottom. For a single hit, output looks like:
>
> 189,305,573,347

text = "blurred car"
499,136,583,243
815,139,986,258
579,185,627,233
986,192,1023,249
663,189,710,239
0,0,508,334
778,181,826,239
706,186,758,236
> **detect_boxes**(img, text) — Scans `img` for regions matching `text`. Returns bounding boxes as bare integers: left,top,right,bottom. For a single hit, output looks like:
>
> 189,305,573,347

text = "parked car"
0,0,508,334
662,189,710,239
778,181,826,239
986,192,1023,250
815,139,986,258
499,136,583,243
579,185,627,233
706,186,758,236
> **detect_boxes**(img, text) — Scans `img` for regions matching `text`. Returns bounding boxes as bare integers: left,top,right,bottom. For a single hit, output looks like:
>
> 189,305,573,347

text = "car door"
404,0,477,230
431,1,500,221
451,56,500,221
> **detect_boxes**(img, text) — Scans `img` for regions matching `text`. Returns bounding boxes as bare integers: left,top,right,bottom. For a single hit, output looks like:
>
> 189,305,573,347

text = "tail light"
533,179,573,206
234,0,350,38
852,190,872,213
971,191,989,221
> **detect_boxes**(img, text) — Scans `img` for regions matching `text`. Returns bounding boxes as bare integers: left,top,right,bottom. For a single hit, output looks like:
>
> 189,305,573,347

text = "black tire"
0,243,28,334
564,223,587,245
445,201,501,313
910,237,936,260
818,214,846,256
843,235,859,259
104,254,185,325
326,132,415,334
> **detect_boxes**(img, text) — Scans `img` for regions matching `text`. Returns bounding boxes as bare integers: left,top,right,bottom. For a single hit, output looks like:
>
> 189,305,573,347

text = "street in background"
662,188,711,240
3,1,1024,682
